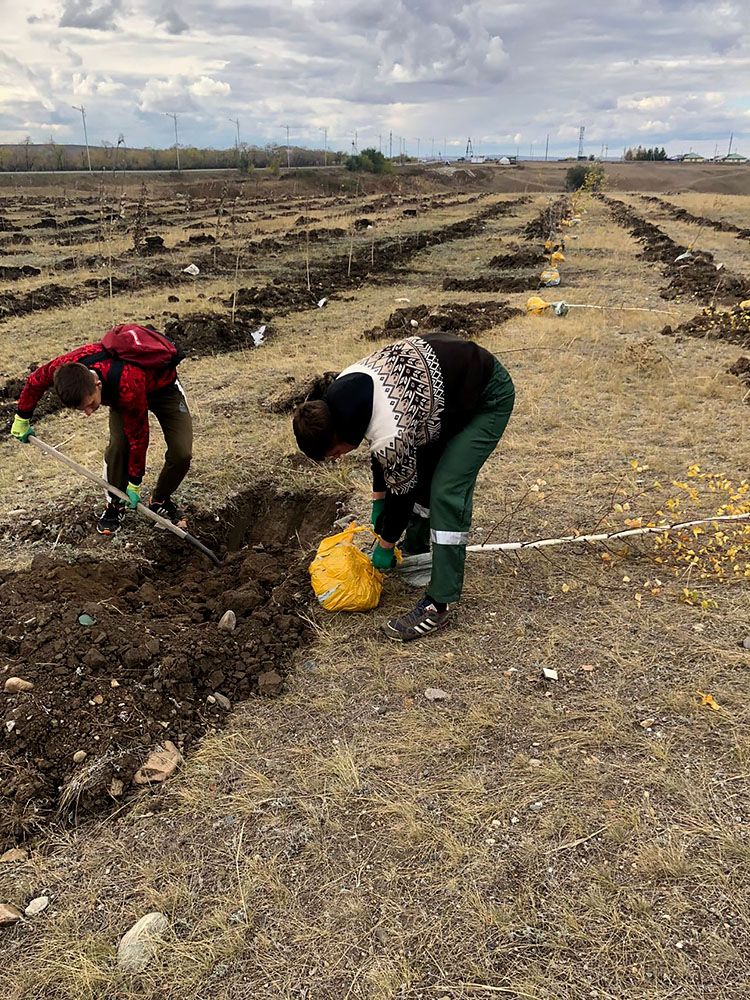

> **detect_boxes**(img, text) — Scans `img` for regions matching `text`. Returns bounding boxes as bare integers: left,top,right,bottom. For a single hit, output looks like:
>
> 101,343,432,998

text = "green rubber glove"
371,542,396,570
10,415,34,443
371,498,385,526
125,483,141,509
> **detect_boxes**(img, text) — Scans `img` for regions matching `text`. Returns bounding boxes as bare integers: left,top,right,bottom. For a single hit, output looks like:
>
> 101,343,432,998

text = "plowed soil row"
0,198,529,326
0,487,339,848
640,195,750,239
0,198,529,431
602,196,750,304
363,299,523,341
661,303,750,349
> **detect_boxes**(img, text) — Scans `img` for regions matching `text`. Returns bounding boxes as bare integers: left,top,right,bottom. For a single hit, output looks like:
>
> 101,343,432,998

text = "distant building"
722,152,748,163
498,156,511,165
681,152,705,163
470,155,486,164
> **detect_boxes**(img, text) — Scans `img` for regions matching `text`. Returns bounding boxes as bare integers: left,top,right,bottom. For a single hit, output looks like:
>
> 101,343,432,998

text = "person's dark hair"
53,363,96,408
292,399,336,460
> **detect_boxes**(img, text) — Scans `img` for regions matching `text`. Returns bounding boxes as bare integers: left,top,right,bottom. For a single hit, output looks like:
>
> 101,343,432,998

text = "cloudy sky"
1,0,748,158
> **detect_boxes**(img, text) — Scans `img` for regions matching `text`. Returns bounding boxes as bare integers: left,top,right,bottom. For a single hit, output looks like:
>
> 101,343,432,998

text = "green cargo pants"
403,358,515,604
105,382,193,501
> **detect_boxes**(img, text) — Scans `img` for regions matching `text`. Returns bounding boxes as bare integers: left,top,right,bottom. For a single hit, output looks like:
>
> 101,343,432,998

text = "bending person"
9,323,192,535
293,332,515,642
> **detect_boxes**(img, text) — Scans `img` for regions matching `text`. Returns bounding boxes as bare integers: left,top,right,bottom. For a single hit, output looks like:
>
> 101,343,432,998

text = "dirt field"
2,165,750,999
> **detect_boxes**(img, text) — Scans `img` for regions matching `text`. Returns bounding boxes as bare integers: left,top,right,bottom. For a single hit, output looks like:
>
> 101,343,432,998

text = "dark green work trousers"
105,382,193,501
403,359,515,604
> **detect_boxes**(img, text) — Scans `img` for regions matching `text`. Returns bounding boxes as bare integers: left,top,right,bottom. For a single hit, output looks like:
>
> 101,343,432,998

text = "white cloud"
188,75,230,98
0,0,747,155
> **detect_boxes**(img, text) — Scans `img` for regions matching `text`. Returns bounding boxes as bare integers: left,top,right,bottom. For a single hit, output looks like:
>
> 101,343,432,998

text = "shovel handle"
29,436,222,567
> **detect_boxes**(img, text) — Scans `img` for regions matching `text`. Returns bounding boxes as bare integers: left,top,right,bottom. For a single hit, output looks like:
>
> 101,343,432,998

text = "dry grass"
3,186,750,999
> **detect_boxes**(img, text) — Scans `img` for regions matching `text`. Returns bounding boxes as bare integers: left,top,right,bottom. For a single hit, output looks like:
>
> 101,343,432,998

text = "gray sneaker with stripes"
382,596,451,642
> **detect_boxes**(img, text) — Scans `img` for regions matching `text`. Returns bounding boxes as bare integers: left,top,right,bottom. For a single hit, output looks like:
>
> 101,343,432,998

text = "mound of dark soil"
661,303,750,348
728,356,750,385
603,196,750,305
443,274,536,293
265,371,339,413
0,234,32,247
0,265,41,280
164,309,268,355
0,366,66,429
0,486,340,846
489,247,546,269
640,195,750,238
523,197,573,239
364,300,522,341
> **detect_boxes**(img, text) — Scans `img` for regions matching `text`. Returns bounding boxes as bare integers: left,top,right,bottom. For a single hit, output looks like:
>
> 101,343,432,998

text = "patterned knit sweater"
325,332,495,541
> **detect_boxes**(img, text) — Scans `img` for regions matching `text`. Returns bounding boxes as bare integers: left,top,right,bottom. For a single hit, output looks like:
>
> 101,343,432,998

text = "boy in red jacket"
10,326,192,535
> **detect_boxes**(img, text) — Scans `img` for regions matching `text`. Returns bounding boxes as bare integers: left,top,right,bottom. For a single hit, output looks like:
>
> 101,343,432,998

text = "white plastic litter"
183,264,200,276
317,297,328,308
251,325,266,346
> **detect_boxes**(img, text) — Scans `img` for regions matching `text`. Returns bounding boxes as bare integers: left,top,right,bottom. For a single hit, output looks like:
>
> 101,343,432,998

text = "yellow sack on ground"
540,266,561,287
309,522,384,612
526,295,550,315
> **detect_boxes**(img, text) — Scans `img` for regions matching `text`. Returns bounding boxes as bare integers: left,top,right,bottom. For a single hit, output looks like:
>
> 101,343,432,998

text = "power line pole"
544,133,549,161
165,112,180,170
389,130,393,159
727,131,734,157
228,117,240,166
431,136,435,159
71,104,92,172
416,138,420,160
577,125,585,160
321,126,328,166
378,133,382,153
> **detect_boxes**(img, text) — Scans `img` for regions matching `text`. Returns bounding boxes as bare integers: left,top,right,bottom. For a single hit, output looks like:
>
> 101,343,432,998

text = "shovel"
29,436,223,568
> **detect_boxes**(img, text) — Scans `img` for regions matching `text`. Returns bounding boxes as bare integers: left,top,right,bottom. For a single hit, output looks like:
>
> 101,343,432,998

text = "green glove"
125,483,141,509
10,415,34,443
372,542,395,570
371,498,385,526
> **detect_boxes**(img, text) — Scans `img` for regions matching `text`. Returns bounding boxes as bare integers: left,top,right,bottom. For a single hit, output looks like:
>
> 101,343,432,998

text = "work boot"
382,595,451,642
148,496,183,524
96,500,124,536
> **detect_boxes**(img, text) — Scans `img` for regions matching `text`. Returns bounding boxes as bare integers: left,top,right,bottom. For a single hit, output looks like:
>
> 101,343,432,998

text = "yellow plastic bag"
526,295,550,315
539,266,561,287
309,522,384,612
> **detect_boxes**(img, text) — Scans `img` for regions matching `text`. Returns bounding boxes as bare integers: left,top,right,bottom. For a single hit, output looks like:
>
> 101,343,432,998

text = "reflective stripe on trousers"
431,529,470,545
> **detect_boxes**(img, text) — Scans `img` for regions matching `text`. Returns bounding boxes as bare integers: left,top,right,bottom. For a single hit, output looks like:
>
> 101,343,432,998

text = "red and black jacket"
16,342,177,484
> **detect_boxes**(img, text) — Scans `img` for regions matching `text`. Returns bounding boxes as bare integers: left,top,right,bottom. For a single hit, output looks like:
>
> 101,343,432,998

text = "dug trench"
0,485,341,848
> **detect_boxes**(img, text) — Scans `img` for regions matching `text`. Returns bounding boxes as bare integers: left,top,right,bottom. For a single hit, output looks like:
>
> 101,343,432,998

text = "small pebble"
24,896,49,917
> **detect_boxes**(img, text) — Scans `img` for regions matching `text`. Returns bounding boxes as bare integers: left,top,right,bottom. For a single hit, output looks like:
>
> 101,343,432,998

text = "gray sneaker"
382,596,451,642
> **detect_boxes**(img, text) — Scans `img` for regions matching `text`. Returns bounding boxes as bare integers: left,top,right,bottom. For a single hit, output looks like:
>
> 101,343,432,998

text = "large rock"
0,903,22,926
258,670,283,696
0,848,28,864
117,912,170,971
4,677,34,694
133,741,183,785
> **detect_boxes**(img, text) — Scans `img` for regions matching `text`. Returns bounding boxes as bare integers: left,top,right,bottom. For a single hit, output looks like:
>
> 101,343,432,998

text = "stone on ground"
4,677,34,694
0,903,22,926
117,912,170,971
24,896,49,917
133,741,183,785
